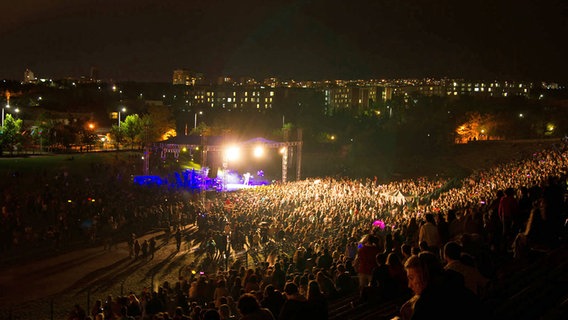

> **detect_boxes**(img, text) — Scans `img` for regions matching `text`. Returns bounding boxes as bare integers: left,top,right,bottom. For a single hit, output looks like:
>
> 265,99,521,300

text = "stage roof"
159,135,281,146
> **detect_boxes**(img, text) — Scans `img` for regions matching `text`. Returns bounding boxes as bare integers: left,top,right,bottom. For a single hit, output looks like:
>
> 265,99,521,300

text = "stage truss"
147,137,303,183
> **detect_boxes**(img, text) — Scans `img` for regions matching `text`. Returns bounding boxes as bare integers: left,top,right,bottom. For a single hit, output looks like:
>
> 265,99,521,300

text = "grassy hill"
0,139,560,187
301,139,562,182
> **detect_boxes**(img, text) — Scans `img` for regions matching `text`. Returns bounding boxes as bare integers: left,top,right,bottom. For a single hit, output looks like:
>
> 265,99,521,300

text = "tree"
191,121,212,136
29,115,54,152
110,124,125,150
0,114,23,155
455,112,495,143
121,114,143,150
140,104,176,146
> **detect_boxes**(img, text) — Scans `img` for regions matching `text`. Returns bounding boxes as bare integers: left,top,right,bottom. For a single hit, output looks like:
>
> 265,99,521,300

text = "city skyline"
1,0,567,82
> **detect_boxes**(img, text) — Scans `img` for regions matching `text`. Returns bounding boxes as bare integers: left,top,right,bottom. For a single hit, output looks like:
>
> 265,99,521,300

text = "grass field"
0,139,559,186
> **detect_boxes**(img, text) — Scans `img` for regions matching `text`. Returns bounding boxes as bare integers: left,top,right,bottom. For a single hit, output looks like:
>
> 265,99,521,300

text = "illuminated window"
270,91,274,96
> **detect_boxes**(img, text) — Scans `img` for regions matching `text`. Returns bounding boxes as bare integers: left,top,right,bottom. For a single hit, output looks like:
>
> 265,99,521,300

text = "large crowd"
1,139,567,320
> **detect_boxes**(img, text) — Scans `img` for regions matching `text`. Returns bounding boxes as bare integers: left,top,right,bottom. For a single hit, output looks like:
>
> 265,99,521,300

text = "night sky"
1,0,567,82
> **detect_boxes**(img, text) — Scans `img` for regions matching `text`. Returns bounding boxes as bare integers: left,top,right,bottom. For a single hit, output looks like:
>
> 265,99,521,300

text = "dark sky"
1,0,567,82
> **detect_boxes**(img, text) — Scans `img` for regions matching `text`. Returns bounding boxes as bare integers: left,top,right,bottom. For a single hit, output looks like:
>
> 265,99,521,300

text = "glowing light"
279,147,287,154
330,135,336,140
88,123,95,130
547,124,555,132
253,145,265,158
225,145,241,162
182,147,187,152
519,113,524,118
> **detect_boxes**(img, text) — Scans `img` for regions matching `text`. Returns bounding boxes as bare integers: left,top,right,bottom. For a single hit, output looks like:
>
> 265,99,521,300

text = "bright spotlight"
253,145,264,158
225,145,241,162
547,123,555,132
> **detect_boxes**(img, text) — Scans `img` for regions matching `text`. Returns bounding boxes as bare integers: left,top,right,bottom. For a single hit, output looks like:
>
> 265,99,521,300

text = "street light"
1,103,9,127
1,104,18,127
118,107,126,127
194,111,203,129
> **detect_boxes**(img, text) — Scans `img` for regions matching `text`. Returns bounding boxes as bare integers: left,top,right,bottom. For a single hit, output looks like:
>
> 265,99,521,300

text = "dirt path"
0,226,208,320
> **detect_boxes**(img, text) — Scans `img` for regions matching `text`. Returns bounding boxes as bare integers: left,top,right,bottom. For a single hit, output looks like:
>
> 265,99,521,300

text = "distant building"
23,69,36,84
173,69,204,86
379,79,532,101
263,77,279,88
190,84,275,111
172,73,535,115
443,80,531,98
217,76,234,86
323,86,381,114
